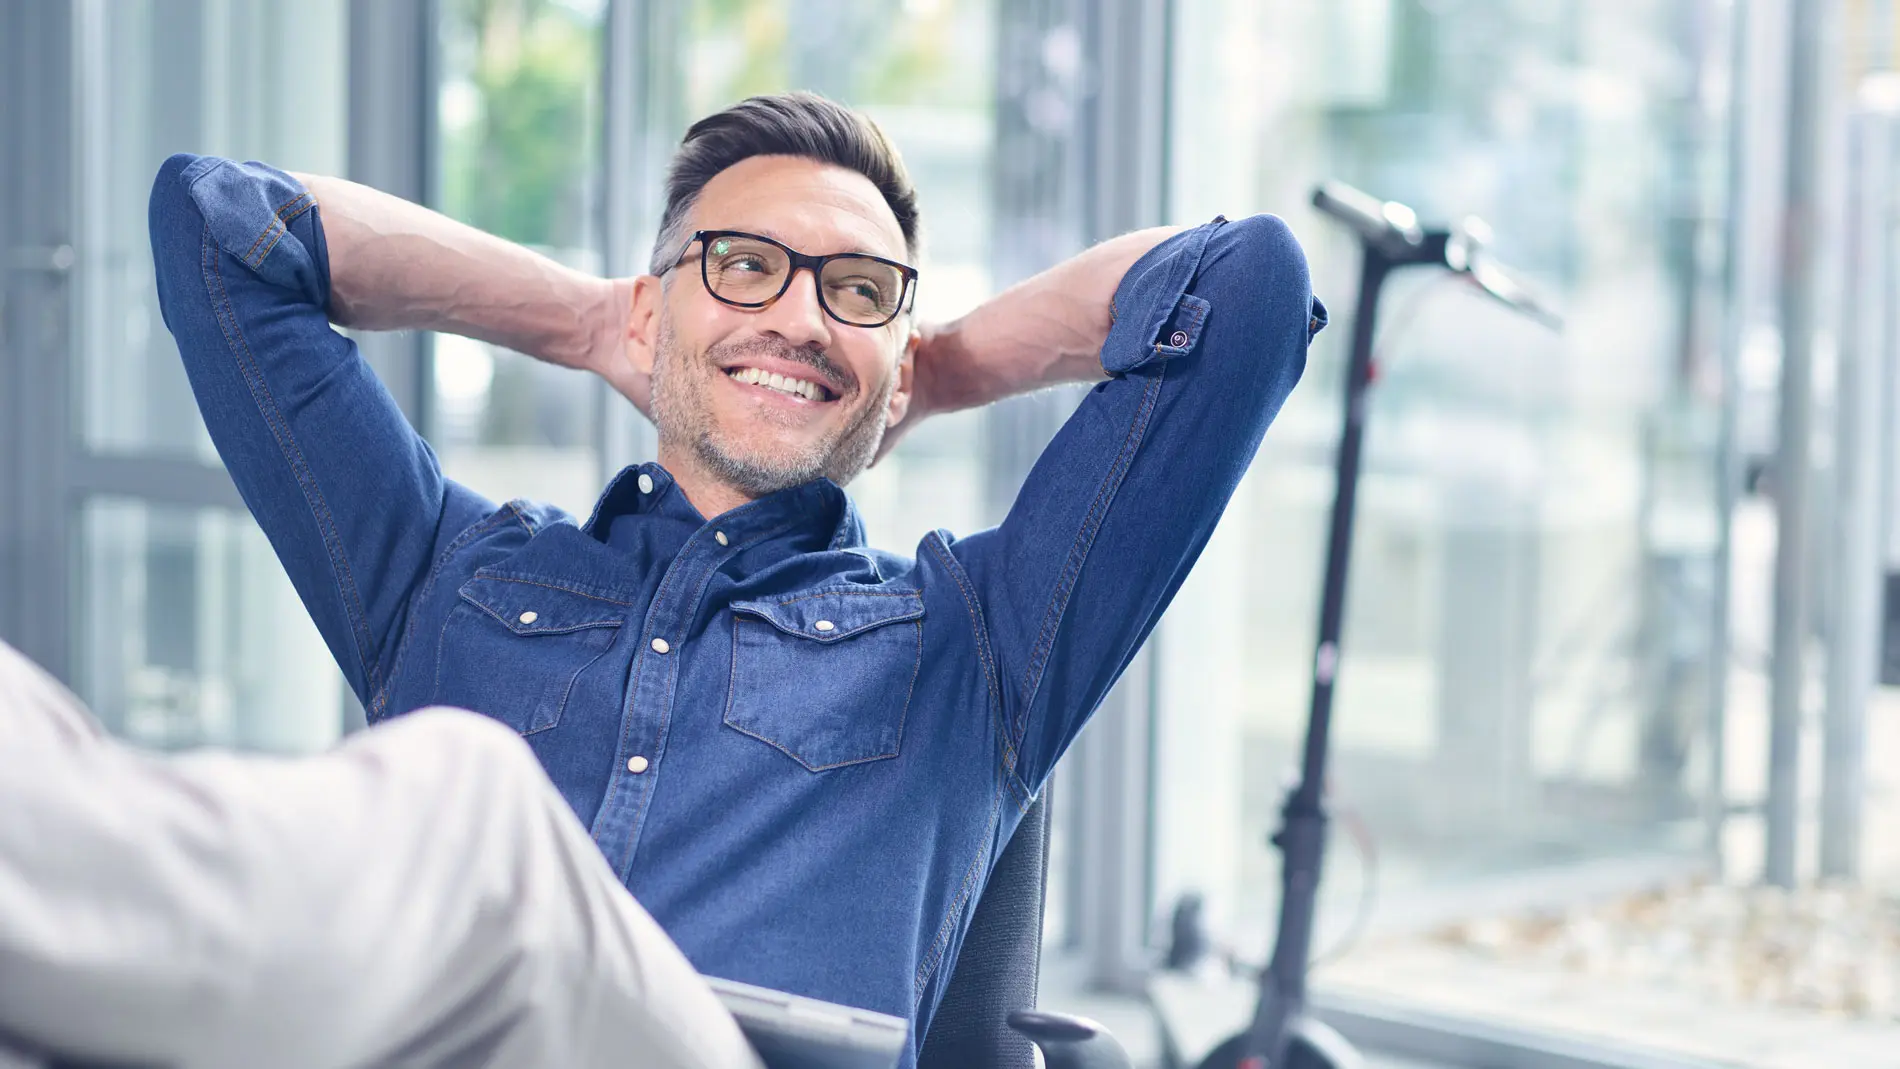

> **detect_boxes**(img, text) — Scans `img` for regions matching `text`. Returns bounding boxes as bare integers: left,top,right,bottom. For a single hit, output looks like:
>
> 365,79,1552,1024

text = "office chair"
917,790,1134,1069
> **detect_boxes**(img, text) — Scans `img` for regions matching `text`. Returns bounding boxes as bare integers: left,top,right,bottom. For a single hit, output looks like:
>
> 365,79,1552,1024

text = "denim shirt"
149,154,1320,1066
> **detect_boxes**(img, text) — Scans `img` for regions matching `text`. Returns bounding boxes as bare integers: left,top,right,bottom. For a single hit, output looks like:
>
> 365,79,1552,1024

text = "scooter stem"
1242,243,1391,1065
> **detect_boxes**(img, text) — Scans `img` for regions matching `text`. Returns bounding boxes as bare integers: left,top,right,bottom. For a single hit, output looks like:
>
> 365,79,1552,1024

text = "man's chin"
696,435,830,495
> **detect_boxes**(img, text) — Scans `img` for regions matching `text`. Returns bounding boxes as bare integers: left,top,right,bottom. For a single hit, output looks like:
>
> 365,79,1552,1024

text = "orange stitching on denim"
239,219,280,266
264,186,309,217
250,196,316,267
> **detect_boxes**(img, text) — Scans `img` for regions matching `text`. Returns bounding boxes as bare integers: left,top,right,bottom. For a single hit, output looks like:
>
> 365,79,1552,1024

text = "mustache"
708,337,853,394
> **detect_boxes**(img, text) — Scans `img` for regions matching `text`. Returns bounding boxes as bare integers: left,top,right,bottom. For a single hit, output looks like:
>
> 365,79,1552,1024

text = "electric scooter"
1177,182,1561,1069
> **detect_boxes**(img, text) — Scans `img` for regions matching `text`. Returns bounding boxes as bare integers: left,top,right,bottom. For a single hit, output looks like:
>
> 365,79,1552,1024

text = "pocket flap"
459,577,627,635
731,590,924,642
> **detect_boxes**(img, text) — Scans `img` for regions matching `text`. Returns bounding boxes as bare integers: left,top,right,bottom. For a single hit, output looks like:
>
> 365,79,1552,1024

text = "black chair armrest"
1005,1010,1133,1069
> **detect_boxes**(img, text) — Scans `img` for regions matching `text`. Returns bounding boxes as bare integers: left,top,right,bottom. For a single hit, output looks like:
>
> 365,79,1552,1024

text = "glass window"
678,0,999,550
78,499,342,753
73,0,349,460
433,0,607,516
66,0,352,753
1155,0,1730,1040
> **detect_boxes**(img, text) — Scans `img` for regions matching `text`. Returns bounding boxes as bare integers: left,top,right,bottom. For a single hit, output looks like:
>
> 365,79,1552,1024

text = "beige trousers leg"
0,641,762,1069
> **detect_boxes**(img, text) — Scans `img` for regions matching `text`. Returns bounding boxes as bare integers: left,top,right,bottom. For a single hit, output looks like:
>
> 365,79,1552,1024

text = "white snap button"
715,530,729,546
651,638,670,654
1170,330,1190,348
518,611,538,625
815,620,835,632
627,755,650,774
637,473,655,494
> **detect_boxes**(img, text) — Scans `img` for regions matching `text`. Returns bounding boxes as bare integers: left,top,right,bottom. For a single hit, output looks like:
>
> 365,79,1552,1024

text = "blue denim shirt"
149,153,1320,1066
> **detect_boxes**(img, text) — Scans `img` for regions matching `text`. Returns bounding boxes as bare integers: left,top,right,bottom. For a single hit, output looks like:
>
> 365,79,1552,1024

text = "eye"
830,275,886,302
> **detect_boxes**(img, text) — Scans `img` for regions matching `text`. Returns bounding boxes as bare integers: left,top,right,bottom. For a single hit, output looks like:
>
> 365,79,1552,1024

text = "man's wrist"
569,276,628,374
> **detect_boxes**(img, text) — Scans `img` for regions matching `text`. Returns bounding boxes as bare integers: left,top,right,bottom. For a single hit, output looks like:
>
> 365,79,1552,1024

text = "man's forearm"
293,174,634,390
913,226,1182,417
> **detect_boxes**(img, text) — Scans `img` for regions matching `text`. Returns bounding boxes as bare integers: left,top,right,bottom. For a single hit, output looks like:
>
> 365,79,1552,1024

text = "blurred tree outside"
687,0,984,120
437,0,603,450
440,0,601,249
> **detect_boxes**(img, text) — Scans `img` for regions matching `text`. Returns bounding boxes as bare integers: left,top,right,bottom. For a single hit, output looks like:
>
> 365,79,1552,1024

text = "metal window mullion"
346,0,436,437
1818,96,1899,879
596,0,679,478
1764,0,1841,889
1064,0,1174,996
1,0,77,681
337,0,437,732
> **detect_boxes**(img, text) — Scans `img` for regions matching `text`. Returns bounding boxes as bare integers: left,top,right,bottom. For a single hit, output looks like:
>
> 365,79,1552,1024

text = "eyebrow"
715,225,899,262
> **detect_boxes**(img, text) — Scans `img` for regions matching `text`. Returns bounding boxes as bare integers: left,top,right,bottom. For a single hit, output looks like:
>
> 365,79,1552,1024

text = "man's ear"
626,274,665,377
884,326,921,429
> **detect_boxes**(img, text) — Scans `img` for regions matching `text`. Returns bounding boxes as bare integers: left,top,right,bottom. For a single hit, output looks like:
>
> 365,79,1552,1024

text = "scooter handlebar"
1313,184,1564,332
1465,249,1564,331
1311,181,1424,249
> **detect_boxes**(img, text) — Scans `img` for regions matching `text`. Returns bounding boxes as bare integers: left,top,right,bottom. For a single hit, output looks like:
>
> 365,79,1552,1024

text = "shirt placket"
588,545,712,880
584,469,842,881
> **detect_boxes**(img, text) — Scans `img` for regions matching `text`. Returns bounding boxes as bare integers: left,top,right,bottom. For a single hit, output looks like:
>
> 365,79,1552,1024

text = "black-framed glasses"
664,229,918,328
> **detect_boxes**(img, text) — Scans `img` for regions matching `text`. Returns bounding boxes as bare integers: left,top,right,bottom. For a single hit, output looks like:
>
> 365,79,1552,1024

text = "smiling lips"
725,365,836,403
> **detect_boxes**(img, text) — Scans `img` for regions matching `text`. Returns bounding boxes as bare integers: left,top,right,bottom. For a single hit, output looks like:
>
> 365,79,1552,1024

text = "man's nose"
758,267,834,349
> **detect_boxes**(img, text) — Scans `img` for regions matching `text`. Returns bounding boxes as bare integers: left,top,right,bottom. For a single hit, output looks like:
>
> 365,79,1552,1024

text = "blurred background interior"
4,0,1900,1066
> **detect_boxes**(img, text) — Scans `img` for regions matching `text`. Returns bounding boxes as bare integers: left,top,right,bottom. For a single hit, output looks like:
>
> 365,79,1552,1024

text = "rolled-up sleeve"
149,154,494,707
948,214,1323,793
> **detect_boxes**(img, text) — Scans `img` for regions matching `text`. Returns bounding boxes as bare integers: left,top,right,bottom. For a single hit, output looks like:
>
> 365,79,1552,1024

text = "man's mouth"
725,366,837,403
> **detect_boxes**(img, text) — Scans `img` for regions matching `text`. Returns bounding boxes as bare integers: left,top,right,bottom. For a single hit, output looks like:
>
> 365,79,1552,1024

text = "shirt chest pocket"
432,577,626,736
724,591,925,771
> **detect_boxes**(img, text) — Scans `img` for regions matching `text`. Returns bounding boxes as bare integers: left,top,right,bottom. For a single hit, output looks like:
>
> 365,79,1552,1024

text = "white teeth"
728,367,823,401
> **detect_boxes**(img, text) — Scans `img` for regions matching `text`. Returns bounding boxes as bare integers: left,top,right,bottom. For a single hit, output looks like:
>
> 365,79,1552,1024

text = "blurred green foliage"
440,0,600,249
439,0,983,252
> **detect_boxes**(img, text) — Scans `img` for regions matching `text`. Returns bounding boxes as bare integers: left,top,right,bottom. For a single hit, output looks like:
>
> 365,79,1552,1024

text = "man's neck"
655,449,757,522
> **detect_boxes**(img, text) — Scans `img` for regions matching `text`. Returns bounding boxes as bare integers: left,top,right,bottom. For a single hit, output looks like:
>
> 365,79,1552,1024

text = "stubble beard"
648,319,895,498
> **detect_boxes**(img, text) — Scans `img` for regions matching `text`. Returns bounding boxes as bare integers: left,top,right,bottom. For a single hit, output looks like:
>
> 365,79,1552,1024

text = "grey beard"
649,323,894,497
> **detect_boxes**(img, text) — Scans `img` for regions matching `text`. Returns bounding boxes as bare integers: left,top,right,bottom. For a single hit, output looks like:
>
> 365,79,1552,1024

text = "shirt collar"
583,461,866,551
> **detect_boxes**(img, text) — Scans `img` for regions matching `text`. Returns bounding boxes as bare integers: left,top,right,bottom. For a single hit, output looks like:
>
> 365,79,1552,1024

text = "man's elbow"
148,153,210,247
1198,213,1320,391
146,154,330,317
147,153,214,333
1204,214,1313,317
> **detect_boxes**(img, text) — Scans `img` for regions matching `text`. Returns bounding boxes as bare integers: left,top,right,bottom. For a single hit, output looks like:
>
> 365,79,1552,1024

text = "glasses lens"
703,235,790,304
819,256,906,325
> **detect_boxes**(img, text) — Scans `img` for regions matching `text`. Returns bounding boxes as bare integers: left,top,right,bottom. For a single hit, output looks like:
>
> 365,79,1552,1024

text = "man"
4,91,1319,1068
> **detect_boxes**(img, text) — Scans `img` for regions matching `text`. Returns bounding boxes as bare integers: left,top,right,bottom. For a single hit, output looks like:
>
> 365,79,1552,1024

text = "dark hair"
647,91,921,275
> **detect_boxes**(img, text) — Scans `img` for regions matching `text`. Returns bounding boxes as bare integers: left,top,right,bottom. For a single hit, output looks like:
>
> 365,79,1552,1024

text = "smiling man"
133,92,1321,1067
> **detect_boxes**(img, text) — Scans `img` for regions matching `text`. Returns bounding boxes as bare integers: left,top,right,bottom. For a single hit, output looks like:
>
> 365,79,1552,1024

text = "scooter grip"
1310,182,1417,246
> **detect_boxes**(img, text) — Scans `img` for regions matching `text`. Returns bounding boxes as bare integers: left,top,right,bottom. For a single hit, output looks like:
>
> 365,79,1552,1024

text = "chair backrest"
916,791,1050,1069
